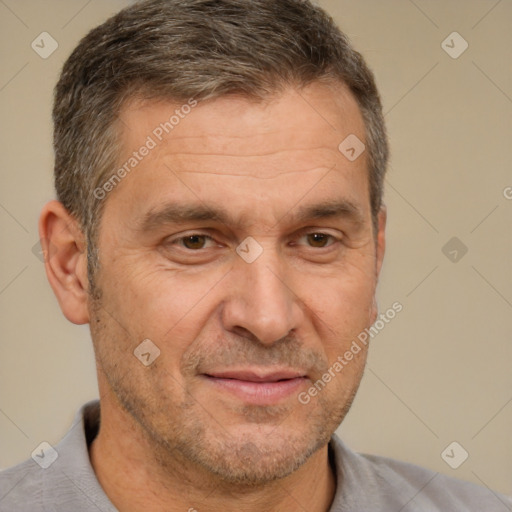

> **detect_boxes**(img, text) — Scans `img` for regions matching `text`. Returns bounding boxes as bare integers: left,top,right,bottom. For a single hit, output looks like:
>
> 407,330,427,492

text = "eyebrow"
292,199,365,226
139,204,231,232
138,199,366,232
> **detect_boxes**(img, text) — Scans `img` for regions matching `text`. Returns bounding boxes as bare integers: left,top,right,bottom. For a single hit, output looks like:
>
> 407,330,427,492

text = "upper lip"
204,369,307,382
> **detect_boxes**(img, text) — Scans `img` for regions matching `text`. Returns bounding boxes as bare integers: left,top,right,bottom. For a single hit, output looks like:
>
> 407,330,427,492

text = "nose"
221,251,304,345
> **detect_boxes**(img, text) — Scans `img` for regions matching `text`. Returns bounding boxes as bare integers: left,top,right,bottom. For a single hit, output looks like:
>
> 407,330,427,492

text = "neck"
89,397,337,512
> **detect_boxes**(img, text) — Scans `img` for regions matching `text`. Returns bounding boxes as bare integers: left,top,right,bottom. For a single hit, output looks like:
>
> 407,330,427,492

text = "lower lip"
203,376,307,405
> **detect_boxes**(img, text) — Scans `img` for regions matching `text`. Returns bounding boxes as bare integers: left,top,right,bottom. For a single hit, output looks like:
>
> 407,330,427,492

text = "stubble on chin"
88,291,366,486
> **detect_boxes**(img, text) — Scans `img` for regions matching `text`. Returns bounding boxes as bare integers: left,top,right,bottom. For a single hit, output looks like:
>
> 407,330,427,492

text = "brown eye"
181,235,208,249
306,233,332,248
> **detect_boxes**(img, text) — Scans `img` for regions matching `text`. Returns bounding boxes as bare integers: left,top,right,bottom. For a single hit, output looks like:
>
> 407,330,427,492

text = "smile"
202,369,308,405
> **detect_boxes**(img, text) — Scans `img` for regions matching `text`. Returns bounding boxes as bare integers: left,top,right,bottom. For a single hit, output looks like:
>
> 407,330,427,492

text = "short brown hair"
53,0,388,282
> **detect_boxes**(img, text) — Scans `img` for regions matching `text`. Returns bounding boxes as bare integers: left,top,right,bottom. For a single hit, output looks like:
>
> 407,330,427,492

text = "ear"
39,200,90,324
369,205,387,324
375,205,386,278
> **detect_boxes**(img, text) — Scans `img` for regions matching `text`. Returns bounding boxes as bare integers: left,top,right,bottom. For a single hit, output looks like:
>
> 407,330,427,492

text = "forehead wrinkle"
174,166,335,179
156,145,340,159
145,127,320,142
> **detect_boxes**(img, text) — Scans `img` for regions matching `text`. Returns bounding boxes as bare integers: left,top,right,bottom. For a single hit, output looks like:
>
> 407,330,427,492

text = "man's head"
42,0,387,486
52,0,387,284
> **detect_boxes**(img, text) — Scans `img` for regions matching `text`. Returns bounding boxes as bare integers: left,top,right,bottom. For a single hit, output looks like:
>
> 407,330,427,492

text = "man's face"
89,82,385,484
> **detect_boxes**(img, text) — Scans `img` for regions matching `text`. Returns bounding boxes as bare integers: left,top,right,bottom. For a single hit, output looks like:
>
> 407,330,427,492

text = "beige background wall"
1,0,511,496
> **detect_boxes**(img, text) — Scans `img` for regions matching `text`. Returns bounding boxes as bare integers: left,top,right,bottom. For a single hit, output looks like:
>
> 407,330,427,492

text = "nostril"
229,326,259,342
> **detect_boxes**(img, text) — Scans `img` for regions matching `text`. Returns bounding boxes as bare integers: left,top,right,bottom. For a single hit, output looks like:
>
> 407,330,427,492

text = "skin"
40,81,386,512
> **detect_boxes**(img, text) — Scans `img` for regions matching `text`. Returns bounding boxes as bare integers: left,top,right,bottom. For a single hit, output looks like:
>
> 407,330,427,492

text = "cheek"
303,263,376,326
100,258,229,347
297,263,376,368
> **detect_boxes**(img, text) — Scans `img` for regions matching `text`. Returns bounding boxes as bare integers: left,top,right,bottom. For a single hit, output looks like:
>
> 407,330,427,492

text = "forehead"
105,82,370,230
118,82,365,175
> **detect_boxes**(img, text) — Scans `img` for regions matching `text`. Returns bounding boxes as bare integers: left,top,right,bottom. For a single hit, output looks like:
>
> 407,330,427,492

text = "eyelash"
173,234,218,250
169,231,341,251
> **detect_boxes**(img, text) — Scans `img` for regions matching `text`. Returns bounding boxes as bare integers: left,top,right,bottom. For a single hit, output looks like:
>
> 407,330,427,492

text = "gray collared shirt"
1,400,511,511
